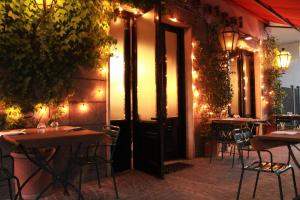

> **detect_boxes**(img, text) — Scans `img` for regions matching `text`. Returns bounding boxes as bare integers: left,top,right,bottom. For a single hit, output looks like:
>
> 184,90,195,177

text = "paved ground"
1,146,300,200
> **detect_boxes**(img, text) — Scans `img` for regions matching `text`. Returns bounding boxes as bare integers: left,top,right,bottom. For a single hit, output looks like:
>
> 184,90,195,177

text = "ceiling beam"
254,0,300,32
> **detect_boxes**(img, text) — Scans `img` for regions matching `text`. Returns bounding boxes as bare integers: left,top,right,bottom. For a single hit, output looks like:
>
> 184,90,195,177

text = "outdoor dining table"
251,130,300,169
0,126,108,200
211,117,267,131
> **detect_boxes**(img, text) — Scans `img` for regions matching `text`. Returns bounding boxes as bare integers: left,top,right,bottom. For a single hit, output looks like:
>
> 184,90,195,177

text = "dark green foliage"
0,0,116,112
262,36,286,114
194,24,233,115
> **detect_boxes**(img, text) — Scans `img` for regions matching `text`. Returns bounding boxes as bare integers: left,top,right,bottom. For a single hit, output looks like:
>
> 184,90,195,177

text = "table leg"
15,144,86,200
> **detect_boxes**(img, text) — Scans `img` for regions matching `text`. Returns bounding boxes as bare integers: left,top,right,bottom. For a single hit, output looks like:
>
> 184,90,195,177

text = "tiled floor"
1,146,300,200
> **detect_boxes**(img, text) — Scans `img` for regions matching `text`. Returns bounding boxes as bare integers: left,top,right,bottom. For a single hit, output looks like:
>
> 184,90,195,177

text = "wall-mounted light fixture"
218,25,239,52
276,48,292,73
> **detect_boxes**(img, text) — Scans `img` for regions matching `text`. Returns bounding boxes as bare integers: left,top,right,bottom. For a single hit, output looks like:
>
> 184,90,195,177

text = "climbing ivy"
262,36,286,114
194,23,233,116
0,0,117,112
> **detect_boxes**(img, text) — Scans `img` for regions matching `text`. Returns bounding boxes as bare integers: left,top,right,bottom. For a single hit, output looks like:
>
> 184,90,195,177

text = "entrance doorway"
162,24,186,161
109,10,186,177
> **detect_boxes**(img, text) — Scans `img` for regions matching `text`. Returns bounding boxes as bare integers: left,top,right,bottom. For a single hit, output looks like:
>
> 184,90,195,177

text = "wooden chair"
0,149,23,200
233,128,298,200
70,125,120,199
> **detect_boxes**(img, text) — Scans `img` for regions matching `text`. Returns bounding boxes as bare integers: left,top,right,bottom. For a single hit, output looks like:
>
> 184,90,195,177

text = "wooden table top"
1,126,107,148
211,118,266,125
251,130,300,150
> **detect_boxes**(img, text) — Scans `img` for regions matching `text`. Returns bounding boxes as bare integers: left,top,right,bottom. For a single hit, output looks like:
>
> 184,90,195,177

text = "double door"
109,11,186,178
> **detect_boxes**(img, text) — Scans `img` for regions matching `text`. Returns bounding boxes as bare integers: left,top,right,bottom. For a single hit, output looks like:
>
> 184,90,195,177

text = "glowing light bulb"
169,17,178,23
79,103,89,113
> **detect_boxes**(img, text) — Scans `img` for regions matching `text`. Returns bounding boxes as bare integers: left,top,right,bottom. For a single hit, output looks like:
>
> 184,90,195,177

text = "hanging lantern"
218,25,239,52
276,48,292,72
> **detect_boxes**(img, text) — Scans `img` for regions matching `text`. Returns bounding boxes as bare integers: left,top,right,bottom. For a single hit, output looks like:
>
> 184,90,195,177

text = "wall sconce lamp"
218,24,240,116
276,48,292,73
79,102,89,113
218,25,240,53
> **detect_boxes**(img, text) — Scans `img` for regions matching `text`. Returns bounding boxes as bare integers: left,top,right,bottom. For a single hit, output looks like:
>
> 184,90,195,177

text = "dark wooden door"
162,24,186,161
132,9,165,178
109,16,132,172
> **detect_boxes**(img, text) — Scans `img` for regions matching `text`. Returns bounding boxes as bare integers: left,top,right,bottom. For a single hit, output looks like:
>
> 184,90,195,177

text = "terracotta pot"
11,149,54,200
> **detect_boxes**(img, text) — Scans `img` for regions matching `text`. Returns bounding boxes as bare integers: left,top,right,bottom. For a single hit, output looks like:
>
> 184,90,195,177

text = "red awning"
229,0,300,27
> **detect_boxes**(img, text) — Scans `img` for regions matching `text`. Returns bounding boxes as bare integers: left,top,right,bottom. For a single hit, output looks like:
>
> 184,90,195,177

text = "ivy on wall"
0,0,116,113
262,36,286,115
193,24,232,117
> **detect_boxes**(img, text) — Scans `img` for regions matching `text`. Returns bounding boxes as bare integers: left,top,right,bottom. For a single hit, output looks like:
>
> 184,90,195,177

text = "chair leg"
277,174,284,200
232,145,236,168
209,139,213,164
8,179,13,200
252,171,260,198
247,146,250,159
236,169,245,200
78,168,83,200
221,143,224,160
291,167,298,197
95,163,102,188
111,165,119,199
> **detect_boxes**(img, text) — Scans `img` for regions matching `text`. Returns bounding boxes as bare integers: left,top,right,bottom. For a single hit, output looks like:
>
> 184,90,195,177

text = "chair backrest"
103,125,120,158
233,128,253,150
103,125,120,145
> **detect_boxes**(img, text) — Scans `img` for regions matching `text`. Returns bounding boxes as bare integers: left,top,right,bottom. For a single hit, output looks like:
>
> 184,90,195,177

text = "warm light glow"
79,103,89,113
98,66,107,77
191,53,196,60
5,105,23,124
193,102,198,108
59,104,69,115
192,69,198,80
35,0,53,5
165,30,179,117
169,17,178,23
245,36,253,41
219,26,239,52
192,84,196,91
95,88,104,98
119,5,143,15
192,42,196,48
35,103,48,115
276,48,292,71
137,9,157,120
110,18,126,120
193,90,200,98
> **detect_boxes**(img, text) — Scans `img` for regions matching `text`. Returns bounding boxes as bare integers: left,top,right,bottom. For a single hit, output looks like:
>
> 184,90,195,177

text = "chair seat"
245,161,292,174
0,167,13,181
